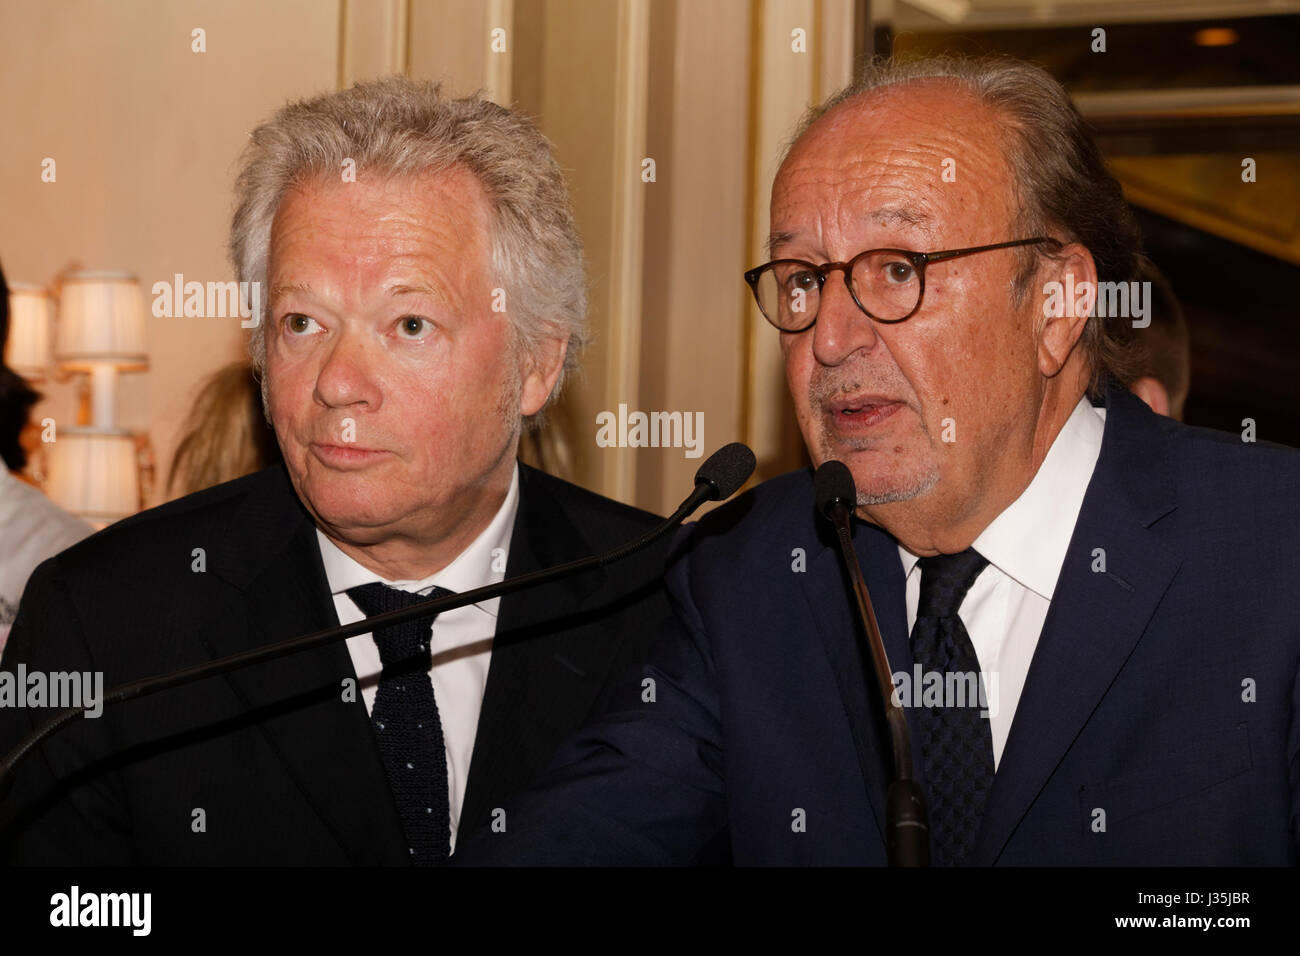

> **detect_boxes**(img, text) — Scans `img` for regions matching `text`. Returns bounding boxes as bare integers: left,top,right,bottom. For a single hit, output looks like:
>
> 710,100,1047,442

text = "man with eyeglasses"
455,55,1299,866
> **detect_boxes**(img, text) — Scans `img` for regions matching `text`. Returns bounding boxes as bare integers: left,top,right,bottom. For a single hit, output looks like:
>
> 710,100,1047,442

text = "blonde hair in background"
167,361,283,498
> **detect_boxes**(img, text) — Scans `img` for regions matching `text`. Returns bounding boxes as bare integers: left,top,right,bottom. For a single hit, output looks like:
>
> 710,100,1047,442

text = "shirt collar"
898,397,1106,601
315,463,520,617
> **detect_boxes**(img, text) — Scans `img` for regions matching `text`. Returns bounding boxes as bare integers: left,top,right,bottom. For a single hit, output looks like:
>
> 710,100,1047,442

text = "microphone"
814,459,930,867
0,442,757,796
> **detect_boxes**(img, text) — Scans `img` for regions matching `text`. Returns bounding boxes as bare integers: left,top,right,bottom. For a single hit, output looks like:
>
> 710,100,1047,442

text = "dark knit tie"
910,548,993,866
347,582,454,866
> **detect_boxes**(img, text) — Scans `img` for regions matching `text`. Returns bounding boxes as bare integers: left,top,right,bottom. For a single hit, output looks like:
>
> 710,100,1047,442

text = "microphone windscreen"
814,459,856,519
695,442,757,500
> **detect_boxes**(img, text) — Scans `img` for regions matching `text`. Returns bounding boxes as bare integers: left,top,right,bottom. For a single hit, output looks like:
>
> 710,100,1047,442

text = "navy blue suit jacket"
457,387,1300,864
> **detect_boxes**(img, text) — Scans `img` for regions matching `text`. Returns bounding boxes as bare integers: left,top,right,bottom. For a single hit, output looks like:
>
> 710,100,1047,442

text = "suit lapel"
799,516,912,850
198,467,409,865
970,389,1183,865
459,465,618,834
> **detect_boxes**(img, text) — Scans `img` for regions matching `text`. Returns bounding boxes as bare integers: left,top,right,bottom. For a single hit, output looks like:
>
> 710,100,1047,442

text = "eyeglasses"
744,237,1058,332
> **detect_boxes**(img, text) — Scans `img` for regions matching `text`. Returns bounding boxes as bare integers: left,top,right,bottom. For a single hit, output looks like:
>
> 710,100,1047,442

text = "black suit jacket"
0,462,671,864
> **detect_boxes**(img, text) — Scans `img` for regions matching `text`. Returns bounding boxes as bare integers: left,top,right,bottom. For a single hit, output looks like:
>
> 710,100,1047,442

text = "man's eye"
284,313,319,334
396,316,432,338
883,260,917,284
779,269,817,292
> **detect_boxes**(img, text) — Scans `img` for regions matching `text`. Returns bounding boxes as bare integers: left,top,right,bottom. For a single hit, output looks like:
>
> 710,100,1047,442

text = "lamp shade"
45,428,140,524
54,270,148,371
4,282,51,379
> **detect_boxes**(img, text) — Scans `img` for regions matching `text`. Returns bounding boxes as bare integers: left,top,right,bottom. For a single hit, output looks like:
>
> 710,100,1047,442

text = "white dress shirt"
0,470,93,655
316,464,519,852
898,397,1107,770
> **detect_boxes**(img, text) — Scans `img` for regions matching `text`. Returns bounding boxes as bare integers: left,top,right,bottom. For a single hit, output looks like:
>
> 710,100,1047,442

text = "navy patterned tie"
347,582,454,866
910,548,993,866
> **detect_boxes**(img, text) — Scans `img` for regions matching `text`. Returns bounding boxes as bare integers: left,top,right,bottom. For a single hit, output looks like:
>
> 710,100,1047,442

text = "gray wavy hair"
787,55,1145,395
229,76,588,419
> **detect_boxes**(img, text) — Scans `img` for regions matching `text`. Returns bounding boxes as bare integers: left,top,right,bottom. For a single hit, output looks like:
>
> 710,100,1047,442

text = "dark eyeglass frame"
744,236,1060,332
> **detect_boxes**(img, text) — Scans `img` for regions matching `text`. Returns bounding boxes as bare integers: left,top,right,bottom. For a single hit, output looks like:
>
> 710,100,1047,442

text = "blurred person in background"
1129,260,1191,420
166,360,283,498
0,260,91,654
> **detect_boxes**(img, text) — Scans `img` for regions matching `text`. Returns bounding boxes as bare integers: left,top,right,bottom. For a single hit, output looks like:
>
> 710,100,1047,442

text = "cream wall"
1,0,340,505
1,0,857,516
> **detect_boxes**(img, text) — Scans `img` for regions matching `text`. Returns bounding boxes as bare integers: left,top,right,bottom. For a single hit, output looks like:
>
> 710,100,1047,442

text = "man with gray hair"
457,55,1300,866
0,78,671,865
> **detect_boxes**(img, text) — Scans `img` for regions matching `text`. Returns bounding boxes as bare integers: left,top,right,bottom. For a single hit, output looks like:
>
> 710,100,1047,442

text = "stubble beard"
814,427,940,505
808,368,940,506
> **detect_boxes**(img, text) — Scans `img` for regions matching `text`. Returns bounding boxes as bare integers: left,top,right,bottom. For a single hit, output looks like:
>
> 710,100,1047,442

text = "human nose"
811,267,880,366
313,326,382,411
